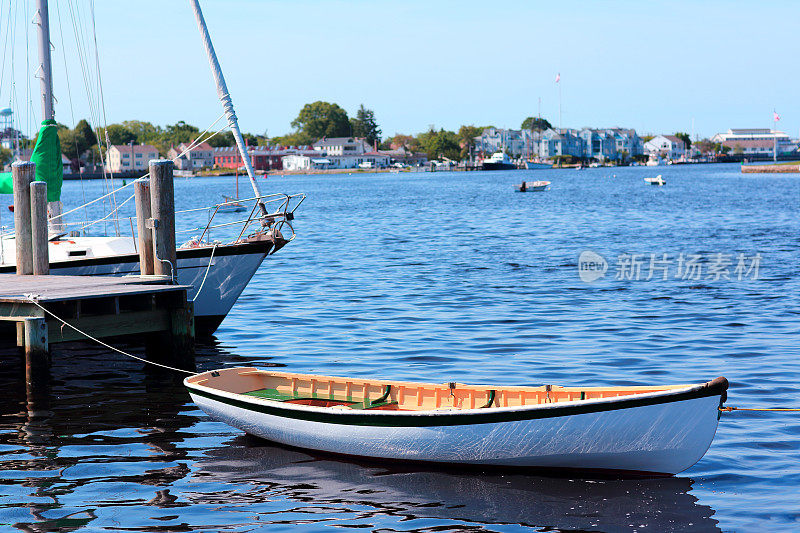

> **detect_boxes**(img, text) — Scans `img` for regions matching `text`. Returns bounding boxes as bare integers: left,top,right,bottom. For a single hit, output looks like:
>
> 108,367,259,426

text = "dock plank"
0,275,190,303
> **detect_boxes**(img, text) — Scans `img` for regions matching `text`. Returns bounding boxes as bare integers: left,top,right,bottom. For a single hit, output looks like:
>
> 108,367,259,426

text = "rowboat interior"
187,367,692,411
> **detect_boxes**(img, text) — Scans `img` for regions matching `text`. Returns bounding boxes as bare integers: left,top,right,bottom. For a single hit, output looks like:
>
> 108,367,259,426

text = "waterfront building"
609,128,644,158
167,142,214,170
710,128,797,157
536,128,583,159
644,135,686,160
473,128,526,157
525,127,642,161
283,151,391,171
107,144,159,172
313,137,372,156
213,145,316,171
380,146,428,166
578,129,616,160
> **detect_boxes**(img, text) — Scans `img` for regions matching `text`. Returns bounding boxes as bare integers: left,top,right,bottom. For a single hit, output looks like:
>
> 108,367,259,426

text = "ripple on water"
1,165,799,531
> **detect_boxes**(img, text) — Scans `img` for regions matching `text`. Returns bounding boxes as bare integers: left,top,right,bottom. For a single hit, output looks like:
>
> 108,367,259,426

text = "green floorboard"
242,388,397,410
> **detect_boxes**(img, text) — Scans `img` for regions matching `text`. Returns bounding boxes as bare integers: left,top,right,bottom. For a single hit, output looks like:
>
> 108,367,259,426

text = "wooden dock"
0,274,195,380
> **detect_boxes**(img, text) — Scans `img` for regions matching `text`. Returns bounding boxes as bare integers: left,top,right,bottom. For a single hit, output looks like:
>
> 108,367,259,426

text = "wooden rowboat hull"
185,368,727,476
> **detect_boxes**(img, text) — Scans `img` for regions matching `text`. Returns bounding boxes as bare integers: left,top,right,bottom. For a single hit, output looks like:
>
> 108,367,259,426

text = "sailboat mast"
36,0,55,121
188,0,266,213
35,0,65,231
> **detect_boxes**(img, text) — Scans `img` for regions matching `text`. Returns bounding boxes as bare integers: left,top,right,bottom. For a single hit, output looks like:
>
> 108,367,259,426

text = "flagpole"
773,112,777,162
558,78,562,131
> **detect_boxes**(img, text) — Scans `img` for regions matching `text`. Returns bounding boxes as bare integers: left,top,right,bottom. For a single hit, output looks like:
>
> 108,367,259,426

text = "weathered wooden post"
12,162,35,275
23,317,49,385
30,181,49,275
134,178,154,275
148,160,177,281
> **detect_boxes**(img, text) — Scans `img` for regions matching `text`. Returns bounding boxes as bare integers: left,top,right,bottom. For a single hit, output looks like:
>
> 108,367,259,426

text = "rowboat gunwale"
184,367,728,428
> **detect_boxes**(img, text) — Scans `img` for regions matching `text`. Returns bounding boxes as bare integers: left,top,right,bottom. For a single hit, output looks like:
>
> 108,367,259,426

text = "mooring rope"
191,242,218,302
721,406,800,412
24,295,196,375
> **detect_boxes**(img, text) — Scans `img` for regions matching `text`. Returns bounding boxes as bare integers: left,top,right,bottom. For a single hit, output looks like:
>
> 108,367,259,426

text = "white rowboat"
185,367,728,476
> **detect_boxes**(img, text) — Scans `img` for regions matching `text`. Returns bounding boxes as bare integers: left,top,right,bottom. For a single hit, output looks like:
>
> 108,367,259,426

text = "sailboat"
217,156,246,213
0,0,301,335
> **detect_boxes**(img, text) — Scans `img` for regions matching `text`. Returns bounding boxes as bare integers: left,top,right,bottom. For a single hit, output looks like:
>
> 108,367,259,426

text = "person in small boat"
519,181,527,192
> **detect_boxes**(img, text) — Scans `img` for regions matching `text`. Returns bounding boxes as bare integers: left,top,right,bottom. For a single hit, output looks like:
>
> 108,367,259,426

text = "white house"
711,128,797,157
283,151,390,170
167,141,214,170
107,144,159,172
313,137,372,156
644,135,686,160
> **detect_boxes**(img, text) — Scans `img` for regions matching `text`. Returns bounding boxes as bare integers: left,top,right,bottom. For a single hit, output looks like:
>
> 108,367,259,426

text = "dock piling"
23,317,49,385
12,162,35,275
30,181,49,275
149,160,177,280
134,178,154,275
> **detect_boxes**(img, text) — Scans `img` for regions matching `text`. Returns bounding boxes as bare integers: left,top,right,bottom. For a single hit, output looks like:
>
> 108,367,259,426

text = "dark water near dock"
1,163,799,531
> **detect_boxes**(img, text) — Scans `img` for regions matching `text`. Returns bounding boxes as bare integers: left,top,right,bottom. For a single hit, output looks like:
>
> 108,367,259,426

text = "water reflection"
195,436,721,532
0,342,201,531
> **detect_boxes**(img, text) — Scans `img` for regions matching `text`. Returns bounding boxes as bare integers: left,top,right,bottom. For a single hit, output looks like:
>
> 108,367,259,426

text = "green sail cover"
0,119,63,201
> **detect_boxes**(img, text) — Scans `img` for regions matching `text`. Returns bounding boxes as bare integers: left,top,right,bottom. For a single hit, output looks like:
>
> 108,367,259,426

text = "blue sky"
3,0,798,140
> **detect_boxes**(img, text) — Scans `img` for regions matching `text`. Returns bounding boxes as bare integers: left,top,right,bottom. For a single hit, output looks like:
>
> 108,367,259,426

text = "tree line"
2,100,734,169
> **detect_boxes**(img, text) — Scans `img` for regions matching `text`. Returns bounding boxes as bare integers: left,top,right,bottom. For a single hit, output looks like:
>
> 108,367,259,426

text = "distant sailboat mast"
189,0,267,215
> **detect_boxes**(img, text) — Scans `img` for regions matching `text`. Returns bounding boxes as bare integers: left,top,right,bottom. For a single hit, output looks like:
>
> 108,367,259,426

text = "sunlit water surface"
1,163,799,532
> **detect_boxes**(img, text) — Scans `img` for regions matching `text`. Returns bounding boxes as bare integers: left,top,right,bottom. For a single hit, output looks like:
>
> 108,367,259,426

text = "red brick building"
213,146,317,171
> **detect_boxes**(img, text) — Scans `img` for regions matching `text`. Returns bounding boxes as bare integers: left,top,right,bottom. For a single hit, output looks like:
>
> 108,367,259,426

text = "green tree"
674,132,691,150
521,117,552,131
291,101,350,142
641,135,654,143
420,128,460,160
0,147,11,166
457,125,483,159
694,139,715,155
272,131,313,147
121,120,161,145
349,104,382,146
103,123,136,145
385,133,418,151
207,130,236,148
163,121,200,145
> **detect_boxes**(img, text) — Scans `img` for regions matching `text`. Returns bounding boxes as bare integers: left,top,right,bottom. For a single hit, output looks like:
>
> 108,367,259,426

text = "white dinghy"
185,367,728,476
515,181,550,192
645,175,666,186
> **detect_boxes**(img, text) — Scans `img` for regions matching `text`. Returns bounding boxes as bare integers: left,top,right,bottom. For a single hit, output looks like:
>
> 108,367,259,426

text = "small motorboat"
645,175,665,186
185,367,728,476
515,181,550,192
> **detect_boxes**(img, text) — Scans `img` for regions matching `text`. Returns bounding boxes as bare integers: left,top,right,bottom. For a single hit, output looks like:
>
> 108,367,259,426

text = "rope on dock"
24,295,196,375
721,406,800,412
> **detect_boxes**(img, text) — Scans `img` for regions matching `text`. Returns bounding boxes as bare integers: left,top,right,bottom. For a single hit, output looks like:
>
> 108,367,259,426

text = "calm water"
1,163,799,532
